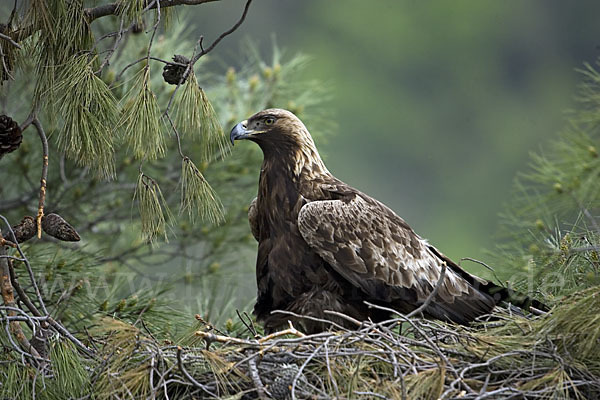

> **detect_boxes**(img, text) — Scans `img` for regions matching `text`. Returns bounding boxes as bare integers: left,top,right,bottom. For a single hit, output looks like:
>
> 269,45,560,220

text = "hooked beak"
230,120,251,145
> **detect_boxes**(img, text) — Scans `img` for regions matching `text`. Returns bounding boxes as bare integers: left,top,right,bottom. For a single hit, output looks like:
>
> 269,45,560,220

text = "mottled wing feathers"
297,194,496,322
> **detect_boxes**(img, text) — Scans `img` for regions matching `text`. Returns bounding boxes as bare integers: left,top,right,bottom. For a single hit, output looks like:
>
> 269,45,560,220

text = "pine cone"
42,213,81,242
162,55,190,85
10,216,36,243
131,21,145,34
269,364,303,400
29,328,51,360
0,114,22,158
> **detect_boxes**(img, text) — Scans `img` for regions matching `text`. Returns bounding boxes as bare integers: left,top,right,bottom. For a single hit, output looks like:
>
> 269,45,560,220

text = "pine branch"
84,0,221,22
119,67,166,161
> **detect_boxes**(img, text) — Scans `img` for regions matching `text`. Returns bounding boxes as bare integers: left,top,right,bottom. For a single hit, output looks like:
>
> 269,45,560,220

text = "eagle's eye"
264,117,275,125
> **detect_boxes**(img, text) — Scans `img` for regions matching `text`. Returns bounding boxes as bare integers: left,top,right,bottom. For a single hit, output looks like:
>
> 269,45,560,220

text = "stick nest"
36,286,598,400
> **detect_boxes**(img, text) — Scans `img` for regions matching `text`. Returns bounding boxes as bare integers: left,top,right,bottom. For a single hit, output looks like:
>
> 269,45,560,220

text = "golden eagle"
230,109,542,333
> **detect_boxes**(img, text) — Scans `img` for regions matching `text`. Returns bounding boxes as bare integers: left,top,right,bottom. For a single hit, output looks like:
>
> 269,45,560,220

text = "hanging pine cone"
42,213,81,242
0,114,22,158
162,55,190,85
131,21,145,34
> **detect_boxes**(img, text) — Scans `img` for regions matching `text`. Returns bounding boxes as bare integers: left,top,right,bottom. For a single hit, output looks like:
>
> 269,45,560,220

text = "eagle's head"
230,109,316,154
230,108,329,177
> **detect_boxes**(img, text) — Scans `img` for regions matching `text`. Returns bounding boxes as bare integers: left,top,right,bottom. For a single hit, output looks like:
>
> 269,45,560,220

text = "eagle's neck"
257,138,331,227
260,139,330,189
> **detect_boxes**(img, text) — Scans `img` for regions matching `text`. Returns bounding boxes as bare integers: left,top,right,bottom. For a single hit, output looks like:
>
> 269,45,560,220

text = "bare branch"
164,0,253,114
0,32,21,49
84,0,221,22
406,261,447,318
192,0,252,61
176,346,217,397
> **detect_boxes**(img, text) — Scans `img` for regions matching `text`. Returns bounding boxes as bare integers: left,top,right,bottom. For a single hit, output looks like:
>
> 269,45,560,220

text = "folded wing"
297,193,497,324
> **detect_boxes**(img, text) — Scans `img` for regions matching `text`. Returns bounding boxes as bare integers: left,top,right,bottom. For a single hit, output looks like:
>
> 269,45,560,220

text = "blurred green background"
196,0,600,268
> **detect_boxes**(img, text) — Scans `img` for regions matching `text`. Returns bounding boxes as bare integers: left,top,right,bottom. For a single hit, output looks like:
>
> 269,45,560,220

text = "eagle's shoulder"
248,197,259,241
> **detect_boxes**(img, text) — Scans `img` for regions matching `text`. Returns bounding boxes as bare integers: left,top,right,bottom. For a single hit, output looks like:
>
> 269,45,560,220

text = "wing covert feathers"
298,195,496,322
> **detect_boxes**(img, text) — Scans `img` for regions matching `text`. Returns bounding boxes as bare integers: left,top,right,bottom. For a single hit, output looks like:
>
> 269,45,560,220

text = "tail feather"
427,245,549,323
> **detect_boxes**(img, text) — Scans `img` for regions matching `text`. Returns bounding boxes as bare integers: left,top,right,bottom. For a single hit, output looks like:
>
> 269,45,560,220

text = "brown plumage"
230,109,543,333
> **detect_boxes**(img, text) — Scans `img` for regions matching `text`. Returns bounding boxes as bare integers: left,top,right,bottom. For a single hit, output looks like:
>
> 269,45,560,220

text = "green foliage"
197,86,230,162
116,0,146,25
211,40,333,134
55,55,119,178
29,0,95,105
175,73,230,162
92,319,152,399
0,362,34,399
174,73,206,139
47,341,91,398
180,156,224,224
119,67,167,161
134,172,173,243
538,287,600,367
492,62,600,300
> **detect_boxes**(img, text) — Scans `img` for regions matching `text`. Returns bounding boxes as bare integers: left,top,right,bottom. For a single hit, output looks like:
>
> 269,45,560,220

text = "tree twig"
176,346,218,397
257,320,305,343
163,0,253,114
84,0,221,22
0,32,21,49
190,0,253,63
406,261,447,318
8,258,43,318
248,356,269,400
32,118,49,239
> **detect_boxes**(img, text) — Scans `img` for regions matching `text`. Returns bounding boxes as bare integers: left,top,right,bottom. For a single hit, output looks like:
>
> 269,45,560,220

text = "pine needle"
31,0,94,105
116,0,146,25
54,55,118,179
174,74,230,162
175,73,204,139
119,67,167,160
48,341,90,397
404,367,445,400
538,286,600,362
134,172,173,244
92,318,151,400
27,0,60,43
199,87,230,161
0,362,33,399
180,157,224,224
